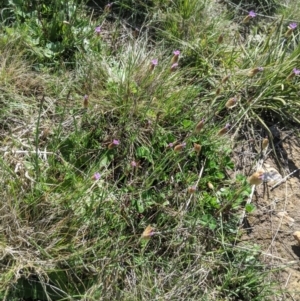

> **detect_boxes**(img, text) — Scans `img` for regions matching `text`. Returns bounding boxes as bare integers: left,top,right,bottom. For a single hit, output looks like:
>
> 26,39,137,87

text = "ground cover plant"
0,0,300,300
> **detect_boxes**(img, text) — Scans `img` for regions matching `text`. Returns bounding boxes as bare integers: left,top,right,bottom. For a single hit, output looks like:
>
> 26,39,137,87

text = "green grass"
0,0,298,300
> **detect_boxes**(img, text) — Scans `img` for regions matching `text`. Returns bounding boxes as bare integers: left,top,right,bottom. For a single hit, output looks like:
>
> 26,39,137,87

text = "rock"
293,231,300,245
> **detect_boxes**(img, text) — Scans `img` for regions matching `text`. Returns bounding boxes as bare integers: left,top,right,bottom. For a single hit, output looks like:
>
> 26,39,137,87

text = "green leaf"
245,204,256,213
182,119,193,128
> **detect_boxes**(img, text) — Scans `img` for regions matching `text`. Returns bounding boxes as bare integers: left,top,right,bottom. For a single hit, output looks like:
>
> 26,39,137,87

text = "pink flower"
95,26,101,34
93,172,101,180
105,3,112,10
131,161,137,167
293,68,300,75
243,10,256,23
168,142,174,148
151,59,158,66
287,68,300,80
248,11,256,18
171,50,181,64
108,139,120,149
289,23,297,30
149,59,158,71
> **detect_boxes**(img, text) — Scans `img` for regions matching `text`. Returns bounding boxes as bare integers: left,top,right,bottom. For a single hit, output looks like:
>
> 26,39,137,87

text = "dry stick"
238,146,266,227
215,239,300,262
185,158,206,211
239,184,256,226
265,171,292,267
270,168,300,191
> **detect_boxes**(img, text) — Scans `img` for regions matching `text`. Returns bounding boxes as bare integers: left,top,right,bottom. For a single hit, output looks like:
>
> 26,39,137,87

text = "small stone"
277,211,294,225
293,231,300,245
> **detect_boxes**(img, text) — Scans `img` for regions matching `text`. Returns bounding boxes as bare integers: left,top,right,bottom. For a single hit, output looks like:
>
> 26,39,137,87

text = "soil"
233,127,300,300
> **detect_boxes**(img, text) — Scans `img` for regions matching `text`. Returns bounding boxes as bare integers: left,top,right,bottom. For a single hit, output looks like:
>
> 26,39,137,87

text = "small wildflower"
188,186,197,194
217,34,224,44
248,67,264,77
225,97,238,109
243,10,256,23
104,3,112,12
108,139,120,149
285,23,297,37
131,160,137,167
170,63,178,72
193,143,201,154
168,142,174,148
289,22,297,30
149,59,158,71
83,94,89,108
195,119,205,132
287,68,300,80
207,182,214,190
262,137,269,151
95,26,101,35
171,50,180,64
221,74,230,84
141,225,155,239
293,68,300,75
174,142,186,152
249,11,256,17
217,123,230,136
248,171,264,185
92,172,101,180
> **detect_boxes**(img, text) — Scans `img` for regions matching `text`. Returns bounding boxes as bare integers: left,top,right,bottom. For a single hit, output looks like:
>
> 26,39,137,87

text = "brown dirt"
233,128,300,300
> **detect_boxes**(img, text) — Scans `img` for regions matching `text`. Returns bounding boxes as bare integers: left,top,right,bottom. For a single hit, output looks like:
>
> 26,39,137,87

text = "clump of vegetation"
0,0,298,300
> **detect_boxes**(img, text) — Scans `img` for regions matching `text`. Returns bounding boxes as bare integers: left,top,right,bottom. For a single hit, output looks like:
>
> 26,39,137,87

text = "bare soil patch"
234,128,300,300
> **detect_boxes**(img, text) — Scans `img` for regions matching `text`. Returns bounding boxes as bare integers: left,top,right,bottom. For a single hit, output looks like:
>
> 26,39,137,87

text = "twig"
185,158,206,210
270,168,300,191
239,184,256,226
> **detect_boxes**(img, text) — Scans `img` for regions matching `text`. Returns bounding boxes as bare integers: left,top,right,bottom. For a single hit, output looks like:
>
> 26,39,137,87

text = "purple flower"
93,172,101,180
95,26,101,34
168,142,174,148
181,142,186,148
84,94,88,100
173,50,180,56
248,11,256,18
289,23,297,30
225,123,231,129
151,59,158,66
258,67,264,71
113,139,120,145
131,161,137,167
293,68,300,75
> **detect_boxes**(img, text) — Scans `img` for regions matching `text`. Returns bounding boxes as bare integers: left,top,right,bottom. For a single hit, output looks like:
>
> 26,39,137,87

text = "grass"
0,0,299,300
